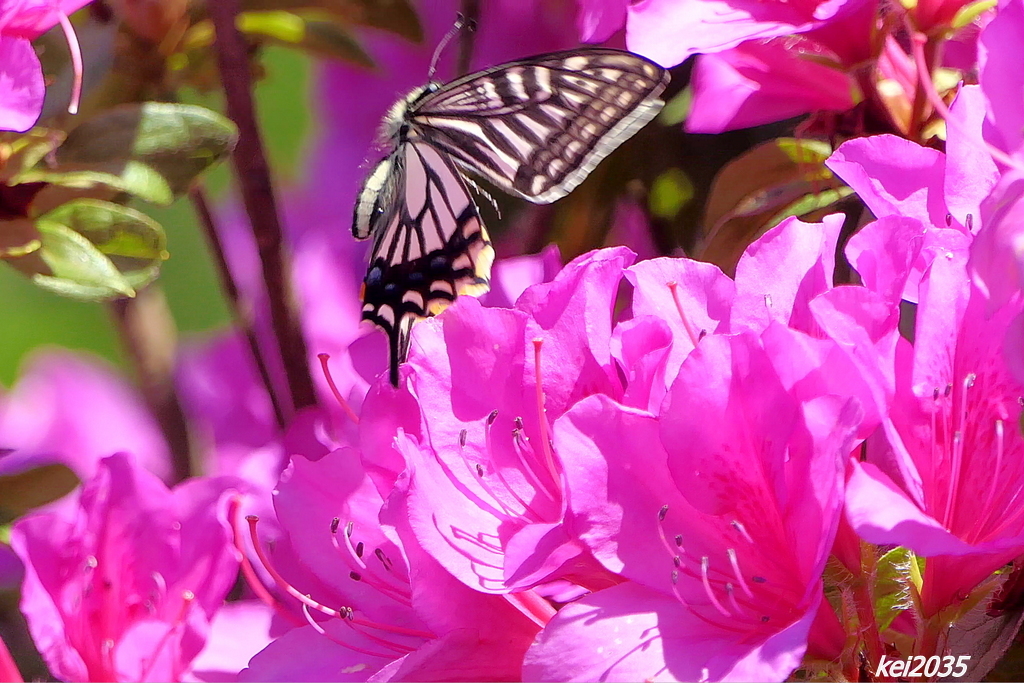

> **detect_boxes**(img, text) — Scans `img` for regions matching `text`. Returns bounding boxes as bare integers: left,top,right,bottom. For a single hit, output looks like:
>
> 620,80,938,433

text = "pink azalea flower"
686,38,857,134
826,133,972,238
576,0,627,42
828,85,999,299
0,350,173,483
970,171,1024,311
978,0,1024,158
910,0,983,33
526,331,861,681
966,0,1024,308
0,0,89,132
187,601,274,682
823,87,999,240
626,0,871,68
239,449,543,681
361,248,635,595
10,453,244,682
625,213,887,422
684,1,874,133
837,183,1024,616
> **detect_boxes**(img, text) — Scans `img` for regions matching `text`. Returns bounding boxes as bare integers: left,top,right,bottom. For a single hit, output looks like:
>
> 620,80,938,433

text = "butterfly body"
354,48,669,386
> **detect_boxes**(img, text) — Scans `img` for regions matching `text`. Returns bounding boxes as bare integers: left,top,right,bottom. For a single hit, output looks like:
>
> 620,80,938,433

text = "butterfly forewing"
359,141,494,385
354,47,668,386
409,49,669,204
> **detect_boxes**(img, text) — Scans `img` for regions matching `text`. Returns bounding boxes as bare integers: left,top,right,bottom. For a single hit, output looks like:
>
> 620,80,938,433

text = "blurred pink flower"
10,453,243,681
576,0,627,42
526,331,860,681
686,36,857,133
627,0,871,68
978,0,1024,158
910,0,987,33
0,0,89,132
0,351,172,483
684,0,876,133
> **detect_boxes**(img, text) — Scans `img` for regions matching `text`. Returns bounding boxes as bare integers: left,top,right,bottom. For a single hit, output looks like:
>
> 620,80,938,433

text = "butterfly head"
380,83,443,143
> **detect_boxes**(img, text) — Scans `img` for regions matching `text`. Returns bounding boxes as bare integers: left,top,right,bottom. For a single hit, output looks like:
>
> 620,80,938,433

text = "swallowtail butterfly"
353,34,669,386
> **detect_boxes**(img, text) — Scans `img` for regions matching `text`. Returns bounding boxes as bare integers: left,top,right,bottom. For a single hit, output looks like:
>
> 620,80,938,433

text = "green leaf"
649,168,694,220
26,164,175,206
231,11,374,65
698,137,845,275
282,18,374,65
15,103,238,205
0,217,43,258
767,186,855,228
238,9,306,41
875,546,915,631
0,130,62,183
236,0,422,41
658,87,692,127
30,219,137,300
40,199,169,290
952,0,997,29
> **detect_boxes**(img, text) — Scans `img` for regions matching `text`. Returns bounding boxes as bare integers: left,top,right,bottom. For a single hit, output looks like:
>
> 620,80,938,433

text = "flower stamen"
318,353,359,425
667,282,701,347
55,10,83,116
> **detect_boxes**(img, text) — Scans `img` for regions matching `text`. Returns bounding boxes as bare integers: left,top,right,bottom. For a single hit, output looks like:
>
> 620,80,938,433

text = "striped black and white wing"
407,48,669,204
357,140,494,386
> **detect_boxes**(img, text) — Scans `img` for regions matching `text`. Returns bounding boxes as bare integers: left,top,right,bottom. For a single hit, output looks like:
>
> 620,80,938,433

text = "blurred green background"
0,47,312,387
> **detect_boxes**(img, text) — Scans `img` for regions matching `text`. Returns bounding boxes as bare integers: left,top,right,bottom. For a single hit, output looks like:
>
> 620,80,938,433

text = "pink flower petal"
978,0,1024,155
576,0,628,42
0,351,173,483
687,41,854,134
0,36,43,132
826,135,950,231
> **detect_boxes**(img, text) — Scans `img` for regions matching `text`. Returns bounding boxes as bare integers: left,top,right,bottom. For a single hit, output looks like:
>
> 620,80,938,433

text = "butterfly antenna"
427,13,475,80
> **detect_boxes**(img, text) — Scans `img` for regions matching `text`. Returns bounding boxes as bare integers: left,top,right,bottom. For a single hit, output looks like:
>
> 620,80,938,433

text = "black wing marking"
409,48,669,204
358,140,494,386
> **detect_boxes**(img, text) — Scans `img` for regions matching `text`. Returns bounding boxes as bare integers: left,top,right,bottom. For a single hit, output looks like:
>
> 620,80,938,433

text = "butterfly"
353,43,670,386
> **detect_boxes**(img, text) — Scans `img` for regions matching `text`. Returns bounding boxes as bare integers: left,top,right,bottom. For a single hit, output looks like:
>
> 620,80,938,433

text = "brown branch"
189,185,287,430
110,290,193,483
207,0,317,415
457,0,480,77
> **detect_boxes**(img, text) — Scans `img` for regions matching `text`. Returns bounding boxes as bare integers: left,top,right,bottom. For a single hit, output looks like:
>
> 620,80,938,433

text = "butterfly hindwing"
355,48,668,386
409,49,669,204
358,140,494,385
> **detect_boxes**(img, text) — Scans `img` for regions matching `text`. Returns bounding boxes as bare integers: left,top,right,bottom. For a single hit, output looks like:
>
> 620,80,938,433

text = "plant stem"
855,546,887,678
457,0,480,76
188,185,286,430
110,289,193,483
907,33,936,143
207,0,317,416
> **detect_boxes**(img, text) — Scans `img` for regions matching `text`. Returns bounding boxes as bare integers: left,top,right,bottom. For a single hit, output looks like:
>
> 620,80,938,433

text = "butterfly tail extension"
361,218,494,386
388,315,414,387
